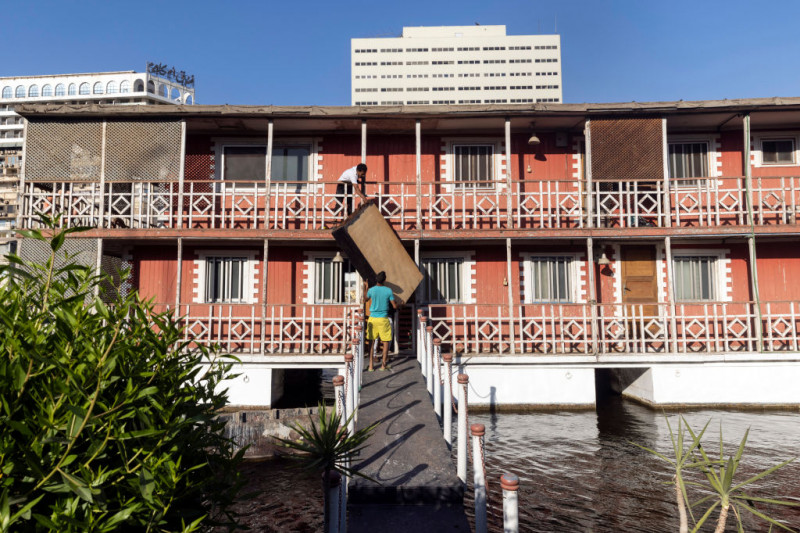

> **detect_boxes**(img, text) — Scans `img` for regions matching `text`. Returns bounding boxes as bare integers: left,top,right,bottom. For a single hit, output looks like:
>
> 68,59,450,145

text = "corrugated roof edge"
14,97,800,119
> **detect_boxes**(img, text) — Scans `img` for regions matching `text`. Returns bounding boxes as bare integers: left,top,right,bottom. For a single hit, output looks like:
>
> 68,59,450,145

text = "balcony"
152,303,360,355
426,301,800,356
19,175,800,233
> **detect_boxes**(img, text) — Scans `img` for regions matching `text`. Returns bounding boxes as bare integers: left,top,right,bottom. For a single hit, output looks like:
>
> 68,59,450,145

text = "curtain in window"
673,256,715,301
668,143,708,183
529,256,572,302
271,146,310,182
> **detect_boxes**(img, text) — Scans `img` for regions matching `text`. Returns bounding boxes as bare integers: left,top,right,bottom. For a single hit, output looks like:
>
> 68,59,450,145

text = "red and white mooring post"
472,423,487,533
457,373,469,484
442,352,453,446
432,338,442,420
425,325,434,398
501,473,520,533
344,352,355,436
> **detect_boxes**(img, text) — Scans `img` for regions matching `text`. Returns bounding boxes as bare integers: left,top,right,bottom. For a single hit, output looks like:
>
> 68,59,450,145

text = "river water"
232,391,800,532
463,396,800,532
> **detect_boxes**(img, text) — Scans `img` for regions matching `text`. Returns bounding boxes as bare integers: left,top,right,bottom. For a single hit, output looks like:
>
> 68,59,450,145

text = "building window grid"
673,256,717,301
41,84,53,97
527,256,574,303
420,258,464,304
205,257,246,303
668,141,709,187
761,138,796,165
453,144,494,188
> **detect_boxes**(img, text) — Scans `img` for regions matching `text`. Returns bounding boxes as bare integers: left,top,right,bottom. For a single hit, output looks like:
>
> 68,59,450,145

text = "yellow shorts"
366,316,392,342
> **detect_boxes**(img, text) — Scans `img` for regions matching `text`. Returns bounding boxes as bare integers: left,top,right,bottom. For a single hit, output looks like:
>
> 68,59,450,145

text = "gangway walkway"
347,354,469,532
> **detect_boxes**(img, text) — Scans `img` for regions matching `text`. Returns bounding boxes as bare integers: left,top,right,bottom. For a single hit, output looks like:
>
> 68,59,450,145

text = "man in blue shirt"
365,271,396,371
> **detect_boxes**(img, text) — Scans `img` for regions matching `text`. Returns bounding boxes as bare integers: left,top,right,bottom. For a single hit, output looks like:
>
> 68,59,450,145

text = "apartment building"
0,69,196,259
13,98,800,408
351,25,561,106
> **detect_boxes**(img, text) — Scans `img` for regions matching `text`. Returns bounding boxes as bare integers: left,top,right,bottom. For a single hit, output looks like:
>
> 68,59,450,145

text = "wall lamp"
527,121,541,145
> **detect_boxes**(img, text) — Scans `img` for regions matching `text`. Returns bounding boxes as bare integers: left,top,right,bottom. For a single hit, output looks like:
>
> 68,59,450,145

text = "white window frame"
417,251,475,304
671,249,728,302
520,253,582,304
444,138,504,191
667,135,719,188
304,252,360,305
213,137,319,190
754,133,799,167
194,250,257,304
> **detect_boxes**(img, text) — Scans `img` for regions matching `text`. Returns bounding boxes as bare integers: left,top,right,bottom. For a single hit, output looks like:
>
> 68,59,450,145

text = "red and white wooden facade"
16,99,800,407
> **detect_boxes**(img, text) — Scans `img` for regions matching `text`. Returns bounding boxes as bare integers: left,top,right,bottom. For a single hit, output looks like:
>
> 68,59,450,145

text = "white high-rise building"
351,25,562,106
0,69,196,259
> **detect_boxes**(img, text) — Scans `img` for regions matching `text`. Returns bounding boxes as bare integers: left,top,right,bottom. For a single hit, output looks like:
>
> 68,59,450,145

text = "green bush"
0,224,244,532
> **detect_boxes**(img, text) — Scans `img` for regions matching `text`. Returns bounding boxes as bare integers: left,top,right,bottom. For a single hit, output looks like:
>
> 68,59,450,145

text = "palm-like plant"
634,417,710,533
273,402,378,533
639,416,798,533
685,423,797,533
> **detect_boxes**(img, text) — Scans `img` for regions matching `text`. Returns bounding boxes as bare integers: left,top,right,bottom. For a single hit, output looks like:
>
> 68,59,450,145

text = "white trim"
193,249,258,304
442,137,505,191
670,248,731,303
418,250,476,304
752,132,800,167
519,252,584,304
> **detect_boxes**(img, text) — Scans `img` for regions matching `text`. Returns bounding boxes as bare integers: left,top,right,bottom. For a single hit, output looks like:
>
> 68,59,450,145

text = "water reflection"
461,398,800,532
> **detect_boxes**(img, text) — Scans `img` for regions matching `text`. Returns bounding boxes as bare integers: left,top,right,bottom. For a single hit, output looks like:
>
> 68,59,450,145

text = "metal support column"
584,120,594,229
266,120,273,227
504,118,513,229
175,238,183,314
261,239,269,354
743,114,763,351
664,236,679,354
586,237,598,354
415,119,422,229
506,237,516,354
177,119,186,228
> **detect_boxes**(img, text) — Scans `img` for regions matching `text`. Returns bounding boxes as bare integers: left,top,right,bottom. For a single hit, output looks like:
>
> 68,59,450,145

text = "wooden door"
621,246,658,319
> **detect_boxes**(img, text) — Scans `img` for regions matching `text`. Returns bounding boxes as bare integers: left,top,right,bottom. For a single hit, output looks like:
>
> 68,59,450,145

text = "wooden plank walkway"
348,355,469,532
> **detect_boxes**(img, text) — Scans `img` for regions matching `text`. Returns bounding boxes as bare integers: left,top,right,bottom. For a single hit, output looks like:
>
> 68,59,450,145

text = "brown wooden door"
621,246,658,319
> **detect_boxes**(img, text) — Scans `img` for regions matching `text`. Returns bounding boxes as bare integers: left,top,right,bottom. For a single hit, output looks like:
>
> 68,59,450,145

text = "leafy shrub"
0,224,244,532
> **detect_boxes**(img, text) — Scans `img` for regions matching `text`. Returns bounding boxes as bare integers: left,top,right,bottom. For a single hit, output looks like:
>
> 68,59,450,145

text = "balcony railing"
153,303,360,355
19,176,800,231
427,301,800,356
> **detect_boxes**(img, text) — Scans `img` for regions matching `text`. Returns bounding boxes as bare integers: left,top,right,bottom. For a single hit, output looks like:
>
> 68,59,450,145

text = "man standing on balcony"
365,271,397,371
336,163,368,220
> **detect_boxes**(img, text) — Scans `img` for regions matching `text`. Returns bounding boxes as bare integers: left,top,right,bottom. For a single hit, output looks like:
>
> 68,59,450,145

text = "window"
1,87,10,98
15,86,25,98
68,83,77,95
761,138,796,165
41,84,53,97
92,82,103,95
271,145,310,182
79,83,90,95
223,146,266,182
525,256,574,302
420,258,463,303
204,256,247,303
668,142,708,186
120,80,130,93
314,257,358,304
673,256,716,301
159,84,168,97
453,144,494,187
106,81,117,94
28,85,39,97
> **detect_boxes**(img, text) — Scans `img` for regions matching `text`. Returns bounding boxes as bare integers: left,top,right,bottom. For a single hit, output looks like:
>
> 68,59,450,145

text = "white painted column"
472,423,488,533
175,237,183,313
586,237,598,354
443,352,453,446
426,325,434,397
457,373,469,484
501,473,520,533
416,307,424,364
177,119,186,229
415,119,422,229
664,236,678,354
420,316,428,377
432,338,442,420
345,352,354,436
98,121,107,228
506,237,516,354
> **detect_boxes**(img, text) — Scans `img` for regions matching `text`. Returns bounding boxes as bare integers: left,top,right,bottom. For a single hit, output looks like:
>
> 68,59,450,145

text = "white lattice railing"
427,301,800,356
20,176,800,231
173,304,360,355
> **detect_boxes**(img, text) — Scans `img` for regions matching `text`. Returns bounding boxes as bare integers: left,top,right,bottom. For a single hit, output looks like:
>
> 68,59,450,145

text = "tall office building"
351,25,561,106
0,69,196,258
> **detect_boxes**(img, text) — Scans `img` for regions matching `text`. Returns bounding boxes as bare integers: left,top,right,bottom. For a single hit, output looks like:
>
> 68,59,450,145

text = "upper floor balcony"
19,174,800,235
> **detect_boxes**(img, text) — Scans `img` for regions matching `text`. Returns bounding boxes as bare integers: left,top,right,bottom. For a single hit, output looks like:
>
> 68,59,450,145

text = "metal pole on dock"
457,373,469,484
443,352,453,446
326,471,341,533
351,336,360,421
501,473,520,533
344,352,355,436
433,338,442,420
426,325,434,398
472,423,487,533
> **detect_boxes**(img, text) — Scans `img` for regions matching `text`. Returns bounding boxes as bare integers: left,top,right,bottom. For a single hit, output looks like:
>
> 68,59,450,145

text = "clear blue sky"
6,0,799,106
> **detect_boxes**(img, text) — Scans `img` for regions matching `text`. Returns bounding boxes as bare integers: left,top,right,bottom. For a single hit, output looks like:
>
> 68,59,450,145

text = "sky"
5,0,800,106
